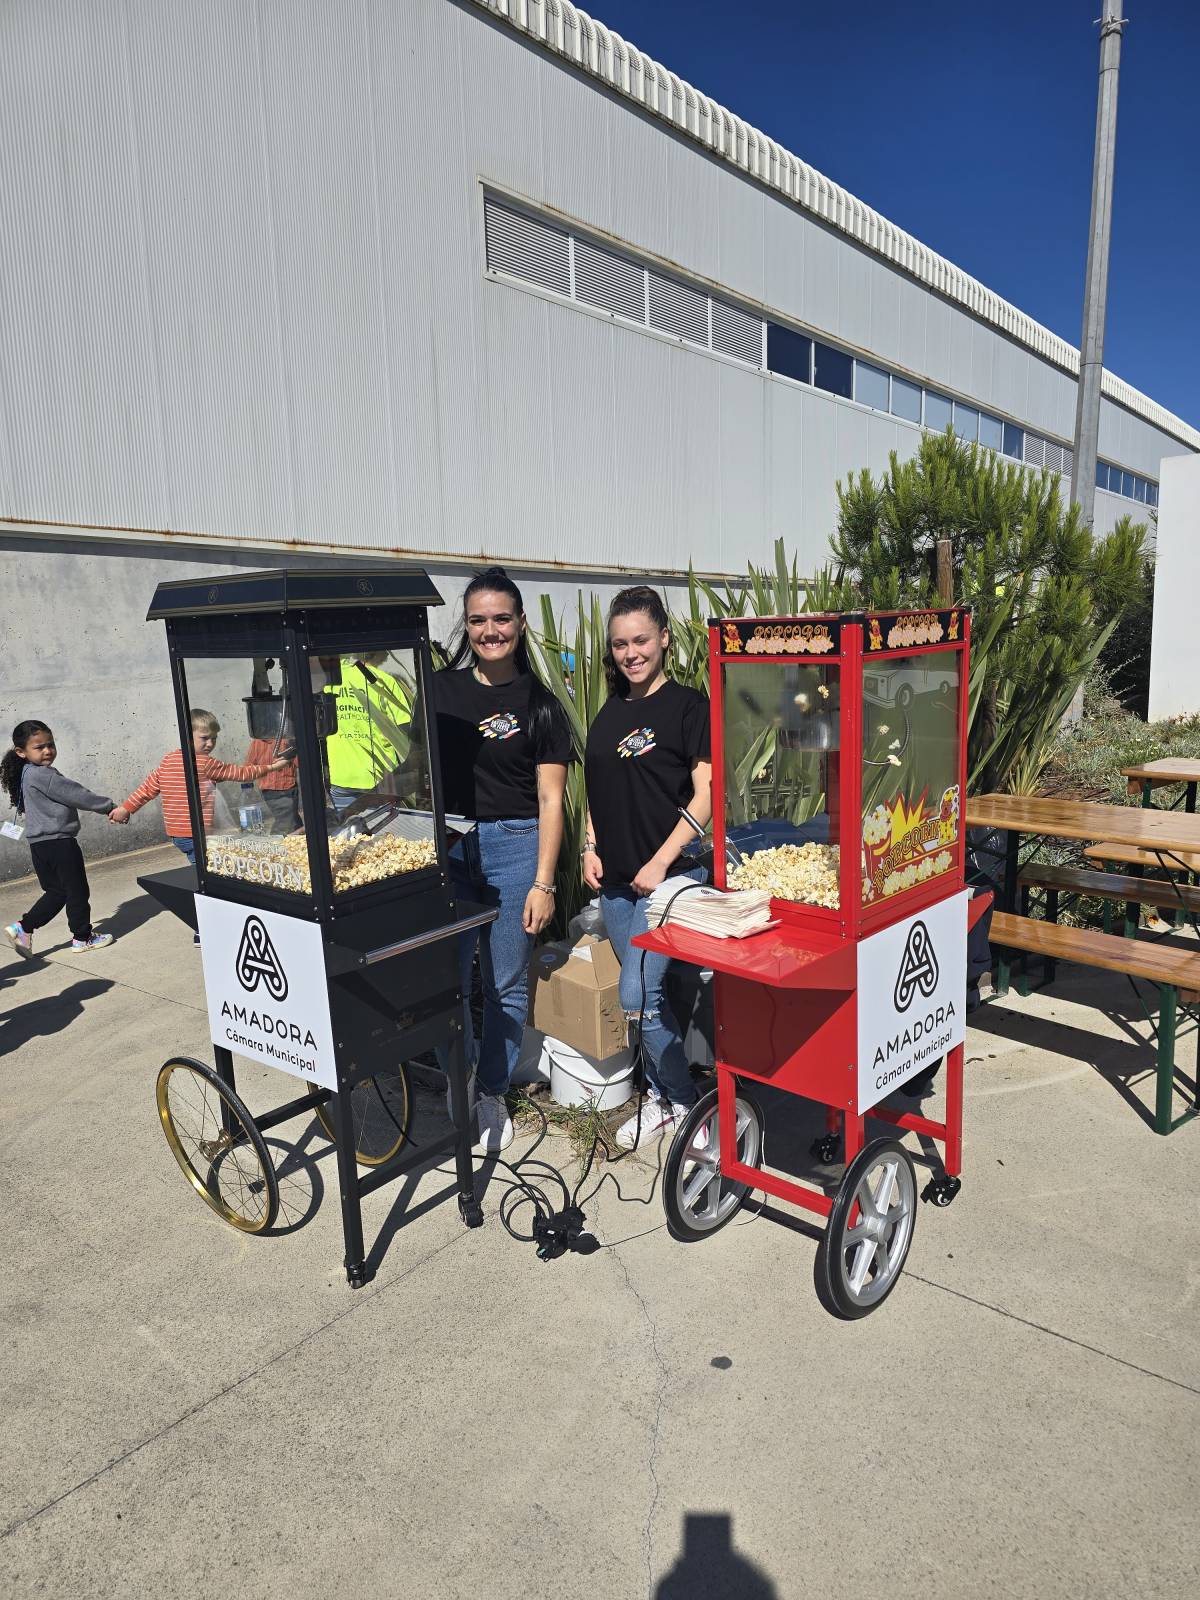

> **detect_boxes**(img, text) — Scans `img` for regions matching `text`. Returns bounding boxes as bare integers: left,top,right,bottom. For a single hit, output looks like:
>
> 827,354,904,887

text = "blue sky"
586,0,1198,427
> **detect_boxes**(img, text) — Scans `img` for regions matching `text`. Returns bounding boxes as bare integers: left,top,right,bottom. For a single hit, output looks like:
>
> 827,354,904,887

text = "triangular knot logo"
894,920,938,1012
235,914,288,1002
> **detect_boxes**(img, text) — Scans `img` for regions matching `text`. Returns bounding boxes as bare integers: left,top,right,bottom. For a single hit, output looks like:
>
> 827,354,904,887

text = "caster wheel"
816,1138,916,1319
458,1195,485,1229
156,1056,278,1233
923,1174,962,1207
663,1087,763,1242
346,1264,370,1290
811,1133,840,1164
309,1061,412,1166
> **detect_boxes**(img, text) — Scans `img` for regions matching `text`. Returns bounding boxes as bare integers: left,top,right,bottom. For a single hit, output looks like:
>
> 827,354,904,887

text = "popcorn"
729,842,840,908
206,830,437,894
863,805,890,847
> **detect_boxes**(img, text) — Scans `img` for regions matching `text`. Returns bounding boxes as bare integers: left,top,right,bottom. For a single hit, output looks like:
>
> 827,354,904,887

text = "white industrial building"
1,0,1196,877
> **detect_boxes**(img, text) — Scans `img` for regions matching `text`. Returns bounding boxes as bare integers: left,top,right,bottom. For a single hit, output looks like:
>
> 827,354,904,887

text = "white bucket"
546,1037,634,1112
511,1026,550,1087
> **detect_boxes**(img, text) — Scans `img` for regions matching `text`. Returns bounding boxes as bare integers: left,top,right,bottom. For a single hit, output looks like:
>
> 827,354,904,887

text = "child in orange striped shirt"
112,709,289,868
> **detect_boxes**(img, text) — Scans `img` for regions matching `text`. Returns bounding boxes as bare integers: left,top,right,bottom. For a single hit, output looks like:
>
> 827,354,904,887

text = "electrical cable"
438,877,712,1260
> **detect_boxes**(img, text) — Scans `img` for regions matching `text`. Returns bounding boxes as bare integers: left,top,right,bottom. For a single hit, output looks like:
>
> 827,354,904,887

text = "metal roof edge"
471,0,1200,453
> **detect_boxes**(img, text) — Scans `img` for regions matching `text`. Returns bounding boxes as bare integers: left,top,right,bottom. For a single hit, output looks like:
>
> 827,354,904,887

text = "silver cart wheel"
818,1138,916,1318
662,1087,763,1242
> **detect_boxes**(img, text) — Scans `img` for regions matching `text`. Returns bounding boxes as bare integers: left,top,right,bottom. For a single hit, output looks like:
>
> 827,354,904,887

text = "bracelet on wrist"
533,880,556,896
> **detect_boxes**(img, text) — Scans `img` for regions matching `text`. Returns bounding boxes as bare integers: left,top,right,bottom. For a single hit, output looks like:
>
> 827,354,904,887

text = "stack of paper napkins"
644,879,776,939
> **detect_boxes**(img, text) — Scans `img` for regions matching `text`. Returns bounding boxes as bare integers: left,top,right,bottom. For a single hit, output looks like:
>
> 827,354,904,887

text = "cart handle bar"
358,906,499,967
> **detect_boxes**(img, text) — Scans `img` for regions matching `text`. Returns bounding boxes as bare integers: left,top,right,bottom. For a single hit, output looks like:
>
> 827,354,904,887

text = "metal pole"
1070,0,1127,528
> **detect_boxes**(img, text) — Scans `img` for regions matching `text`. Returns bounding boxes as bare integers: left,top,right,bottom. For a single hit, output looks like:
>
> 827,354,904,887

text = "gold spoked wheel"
156,1057,278,1233
308,1063,412,1166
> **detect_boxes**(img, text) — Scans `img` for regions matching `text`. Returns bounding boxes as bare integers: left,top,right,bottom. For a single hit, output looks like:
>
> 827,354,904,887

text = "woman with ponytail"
432,567,573,1152
582,586,712,1149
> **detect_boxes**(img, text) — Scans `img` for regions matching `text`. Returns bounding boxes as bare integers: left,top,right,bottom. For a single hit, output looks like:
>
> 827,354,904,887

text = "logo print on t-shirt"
617,727,656,759
478,712,520,741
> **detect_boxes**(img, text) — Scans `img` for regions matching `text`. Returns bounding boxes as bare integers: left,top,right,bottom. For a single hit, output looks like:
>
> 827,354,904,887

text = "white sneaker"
615,1096,677,1150
475,1092,513,1154
672,1103,708,1151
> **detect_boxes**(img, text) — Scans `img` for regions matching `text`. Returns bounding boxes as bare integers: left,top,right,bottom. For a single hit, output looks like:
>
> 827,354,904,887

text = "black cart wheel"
308,1063,412,1166
663,1087,763,1242
817,1138,916,1319
156,1056,278,1233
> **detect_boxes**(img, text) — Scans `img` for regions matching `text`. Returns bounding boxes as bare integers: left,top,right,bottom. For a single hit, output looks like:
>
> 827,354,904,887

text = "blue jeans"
172,837,196,866
601,865,706,1107
448,819,540,1097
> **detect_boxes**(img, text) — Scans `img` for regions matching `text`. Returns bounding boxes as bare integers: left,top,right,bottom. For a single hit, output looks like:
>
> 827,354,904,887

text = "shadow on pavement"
655,1512,776,1599
0,976,114,1059
967,1000,1196,1132
98,892,166,940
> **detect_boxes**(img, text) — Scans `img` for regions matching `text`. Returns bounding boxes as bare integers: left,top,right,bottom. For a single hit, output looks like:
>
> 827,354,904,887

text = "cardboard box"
528,934,628,1060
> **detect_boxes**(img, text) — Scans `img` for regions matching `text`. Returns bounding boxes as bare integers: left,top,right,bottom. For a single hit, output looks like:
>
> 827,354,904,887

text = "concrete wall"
0,533,691,882
1148,456,1200,721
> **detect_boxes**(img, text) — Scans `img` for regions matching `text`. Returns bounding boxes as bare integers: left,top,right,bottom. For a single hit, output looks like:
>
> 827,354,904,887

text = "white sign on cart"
196,898,338,1091
856,890,968,1113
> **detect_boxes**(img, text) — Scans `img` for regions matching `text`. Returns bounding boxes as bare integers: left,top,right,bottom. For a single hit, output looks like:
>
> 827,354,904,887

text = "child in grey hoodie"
1,719,121,956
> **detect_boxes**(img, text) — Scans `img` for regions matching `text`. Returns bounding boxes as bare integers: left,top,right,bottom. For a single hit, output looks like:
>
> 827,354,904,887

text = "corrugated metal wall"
0,0,1187,579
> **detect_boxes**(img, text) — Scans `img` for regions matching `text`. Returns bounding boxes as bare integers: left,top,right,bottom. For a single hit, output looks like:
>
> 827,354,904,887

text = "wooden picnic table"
1120,758,1200,812
966,793,1200,911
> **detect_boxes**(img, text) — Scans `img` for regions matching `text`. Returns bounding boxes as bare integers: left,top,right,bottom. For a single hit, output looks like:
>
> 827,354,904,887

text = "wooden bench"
989,909,1200,1134
1018,861,1200,943
1082,842,1200,873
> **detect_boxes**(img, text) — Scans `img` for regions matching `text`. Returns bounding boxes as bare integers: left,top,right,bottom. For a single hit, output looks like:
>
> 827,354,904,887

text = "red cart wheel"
662,1086,763,1242
817,1138,916,1318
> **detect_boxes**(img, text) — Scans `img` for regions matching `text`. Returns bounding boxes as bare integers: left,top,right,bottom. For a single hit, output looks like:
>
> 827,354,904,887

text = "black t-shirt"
432,668,573,821
585,680,710,887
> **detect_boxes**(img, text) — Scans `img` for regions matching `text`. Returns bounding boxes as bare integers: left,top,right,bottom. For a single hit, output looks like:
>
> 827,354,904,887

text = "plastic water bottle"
238,782,264,832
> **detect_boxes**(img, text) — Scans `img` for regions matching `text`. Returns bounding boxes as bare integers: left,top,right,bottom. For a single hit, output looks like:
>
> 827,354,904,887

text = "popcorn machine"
635,609,990,1317
138,568,494,1287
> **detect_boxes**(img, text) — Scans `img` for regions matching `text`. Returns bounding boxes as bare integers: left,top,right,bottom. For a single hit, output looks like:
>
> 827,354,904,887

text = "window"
924,391,952,433
1135,477,1148,503
979,413,1004,451
855,362,889,411
813,342,854,399
484,196,570,297
1002,422,1024,459
953,403,979,442
891,377,922,423
574,236,645,321
648,270,708,345
1096,461,1110,491
767,322,812,385
1122,471,1135,499
1147,482,1158,508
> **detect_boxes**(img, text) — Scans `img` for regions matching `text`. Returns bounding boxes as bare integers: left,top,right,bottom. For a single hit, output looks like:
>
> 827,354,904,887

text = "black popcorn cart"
139,567,493,1286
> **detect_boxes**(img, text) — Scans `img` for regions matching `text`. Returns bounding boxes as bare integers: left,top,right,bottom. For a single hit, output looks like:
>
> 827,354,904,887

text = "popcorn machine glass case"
713,609,968,936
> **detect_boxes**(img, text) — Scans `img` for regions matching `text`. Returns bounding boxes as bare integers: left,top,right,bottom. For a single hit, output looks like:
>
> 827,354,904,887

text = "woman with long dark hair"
583,586,712,1148
433,567,572,1152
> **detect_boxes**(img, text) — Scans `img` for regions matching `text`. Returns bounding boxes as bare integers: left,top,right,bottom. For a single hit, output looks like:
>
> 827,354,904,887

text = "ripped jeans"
600,865,705,1107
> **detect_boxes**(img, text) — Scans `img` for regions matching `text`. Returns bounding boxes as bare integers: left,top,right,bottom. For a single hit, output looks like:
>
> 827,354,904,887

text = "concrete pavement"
2,845,1198,1598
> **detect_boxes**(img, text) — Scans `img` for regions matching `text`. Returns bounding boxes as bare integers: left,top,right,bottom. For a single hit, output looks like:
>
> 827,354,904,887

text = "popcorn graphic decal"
860,784,960,902
478,711,521,741
618,727,657,759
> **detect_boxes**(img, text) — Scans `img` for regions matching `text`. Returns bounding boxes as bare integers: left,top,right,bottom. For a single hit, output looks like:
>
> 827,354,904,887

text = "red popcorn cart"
634,608,991,1318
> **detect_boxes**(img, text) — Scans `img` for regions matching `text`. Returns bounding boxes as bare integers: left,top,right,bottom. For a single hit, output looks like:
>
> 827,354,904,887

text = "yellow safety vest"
323,662,413,790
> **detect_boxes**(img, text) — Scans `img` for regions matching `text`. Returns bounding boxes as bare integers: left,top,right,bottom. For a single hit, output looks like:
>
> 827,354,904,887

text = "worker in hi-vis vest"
323,653,414,817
